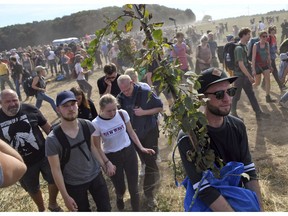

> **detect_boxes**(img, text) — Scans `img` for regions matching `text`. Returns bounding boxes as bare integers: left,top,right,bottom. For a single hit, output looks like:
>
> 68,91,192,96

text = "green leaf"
125,19,134,32
152,29,163,42
144,10,149,18
125,4,133,9
153,22,164,28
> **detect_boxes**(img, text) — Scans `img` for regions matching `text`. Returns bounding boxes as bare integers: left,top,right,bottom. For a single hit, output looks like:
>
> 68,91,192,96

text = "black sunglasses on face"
205,87,237,100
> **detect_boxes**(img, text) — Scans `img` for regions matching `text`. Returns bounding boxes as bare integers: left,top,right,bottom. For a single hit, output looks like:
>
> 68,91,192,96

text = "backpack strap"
53,119,91,171
118,110,125,123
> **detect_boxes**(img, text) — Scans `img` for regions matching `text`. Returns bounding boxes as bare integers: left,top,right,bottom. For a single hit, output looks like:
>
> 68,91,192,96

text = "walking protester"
258,21,265,32
0,89,62,212
195,35,212,74
267,26,284,92
0,138,27,188
97,63,121,97
251,30,276,103
70,87,98,121
32,66,58,116
108,42,121,72
9,56,23,101
66,48,75,74
250,20,257,38
46,47,58,76
124,68,151,91
101,42,109,64
117,75,163,208
124,68,151,176
278,53,288,87
60,50,70,79
74,54,92,99
177,68,263,212
22,53,33,74
280,19,288,43
34,50,46,67
207,32,219,68
92,94,155,211
171,32,190,73
45,90,112,212
0,56,15,91
231,27,270,120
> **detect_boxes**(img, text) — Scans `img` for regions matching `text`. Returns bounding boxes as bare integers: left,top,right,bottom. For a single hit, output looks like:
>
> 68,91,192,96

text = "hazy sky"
0,0,287,28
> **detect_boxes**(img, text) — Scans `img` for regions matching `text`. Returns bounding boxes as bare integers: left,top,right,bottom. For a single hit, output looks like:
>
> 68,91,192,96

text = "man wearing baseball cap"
45,91,112,212
177,68,263,211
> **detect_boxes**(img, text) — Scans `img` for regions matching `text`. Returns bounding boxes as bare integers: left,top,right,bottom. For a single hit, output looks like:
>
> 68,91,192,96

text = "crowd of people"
0,16,288,212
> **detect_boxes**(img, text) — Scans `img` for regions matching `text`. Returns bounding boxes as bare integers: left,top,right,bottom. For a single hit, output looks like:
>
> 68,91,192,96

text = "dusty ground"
0,68,287,212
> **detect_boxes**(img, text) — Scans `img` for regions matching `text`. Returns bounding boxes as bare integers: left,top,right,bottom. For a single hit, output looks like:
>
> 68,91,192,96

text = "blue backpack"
182,161,261,212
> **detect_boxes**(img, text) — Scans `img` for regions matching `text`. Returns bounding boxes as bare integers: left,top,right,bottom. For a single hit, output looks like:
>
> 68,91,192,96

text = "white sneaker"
139,164,145,176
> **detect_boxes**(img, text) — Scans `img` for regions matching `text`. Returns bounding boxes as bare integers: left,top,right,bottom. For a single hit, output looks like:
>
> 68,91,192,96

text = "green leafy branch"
85,4,220,174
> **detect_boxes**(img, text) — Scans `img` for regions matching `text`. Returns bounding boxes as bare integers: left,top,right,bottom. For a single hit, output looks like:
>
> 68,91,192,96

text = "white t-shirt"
75,63,85,80
92,109,131,153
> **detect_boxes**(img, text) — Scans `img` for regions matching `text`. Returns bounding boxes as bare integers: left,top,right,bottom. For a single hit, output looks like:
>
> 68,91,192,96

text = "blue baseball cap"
56,90,77,107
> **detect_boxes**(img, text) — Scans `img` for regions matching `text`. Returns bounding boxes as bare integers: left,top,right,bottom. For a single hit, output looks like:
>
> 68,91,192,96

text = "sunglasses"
205,87,237,100
261,35,268,38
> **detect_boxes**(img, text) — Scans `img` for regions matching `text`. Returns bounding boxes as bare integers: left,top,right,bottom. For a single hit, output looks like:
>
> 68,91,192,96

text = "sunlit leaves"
125,19,134,32
152,29,162,42
125,4,133,9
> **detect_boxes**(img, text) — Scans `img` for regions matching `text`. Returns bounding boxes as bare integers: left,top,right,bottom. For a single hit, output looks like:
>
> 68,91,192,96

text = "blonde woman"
92,94,155,211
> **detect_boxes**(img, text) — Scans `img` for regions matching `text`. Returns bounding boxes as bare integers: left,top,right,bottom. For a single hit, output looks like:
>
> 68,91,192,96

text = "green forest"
0,4,195,51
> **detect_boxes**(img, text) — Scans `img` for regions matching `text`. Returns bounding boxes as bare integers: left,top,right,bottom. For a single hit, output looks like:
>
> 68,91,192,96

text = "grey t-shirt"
45,120,101,186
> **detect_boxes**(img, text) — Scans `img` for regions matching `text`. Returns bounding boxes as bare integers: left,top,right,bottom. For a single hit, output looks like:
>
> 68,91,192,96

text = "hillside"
0,4,195,51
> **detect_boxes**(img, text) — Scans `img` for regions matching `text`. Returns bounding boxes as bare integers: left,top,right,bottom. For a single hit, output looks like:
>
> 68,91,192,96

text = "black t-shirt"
11,63,23,80
177,115,257,206
0,104,47,166
97,73,121,97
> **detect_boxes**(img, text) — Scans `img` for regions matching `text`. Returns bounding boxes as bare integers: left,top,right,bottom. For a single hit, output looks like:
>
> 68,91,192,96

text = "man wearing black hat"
45,90,112,212
177,68,263,211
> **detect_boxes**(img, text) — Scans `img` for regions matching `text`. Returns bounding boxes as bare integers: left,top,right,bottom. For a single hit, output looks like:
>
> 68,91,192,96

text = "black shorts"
19,157,54,194
255,65,270,75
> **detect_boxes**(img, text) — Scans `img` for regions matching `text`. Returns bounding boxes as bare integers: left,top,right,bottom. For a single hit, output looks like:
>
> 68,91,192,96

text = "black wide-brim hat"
197,68,238,94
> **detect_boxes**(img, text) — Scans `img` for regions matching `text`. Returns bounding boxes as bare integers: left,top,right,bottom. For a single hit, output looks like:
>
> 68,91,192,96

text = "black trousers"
232,76,261,114
65,172,111,212
106,144,140,211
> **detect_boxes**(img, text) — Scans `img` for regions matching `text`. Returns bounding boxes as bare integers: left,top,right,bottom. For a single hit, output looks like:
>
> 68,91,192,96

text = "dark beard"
62,116,77,122
206,102,230,116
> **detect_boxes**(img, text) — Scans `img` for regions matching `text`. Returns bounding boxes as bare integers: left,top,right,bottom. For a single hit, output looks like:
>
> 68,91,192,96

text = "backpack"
23,75,37,96
223,42,238,70
53,119,91,171
247,37,260,62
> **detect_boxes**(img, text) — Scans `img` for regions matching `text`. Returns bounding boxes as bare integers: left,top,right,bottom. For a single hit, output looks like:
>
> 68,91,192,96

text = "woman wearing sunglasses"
251,30,276,103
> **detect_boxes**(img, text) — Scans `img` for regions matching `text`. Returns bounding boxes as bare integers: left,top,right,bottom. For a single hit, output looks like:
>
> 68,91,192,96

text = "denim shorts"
19,157,54,194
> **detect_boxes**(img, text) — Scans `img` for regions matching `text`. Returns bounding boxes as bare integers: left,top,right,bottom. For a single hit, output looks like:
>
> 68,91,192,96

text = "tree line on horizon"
0,4,196,51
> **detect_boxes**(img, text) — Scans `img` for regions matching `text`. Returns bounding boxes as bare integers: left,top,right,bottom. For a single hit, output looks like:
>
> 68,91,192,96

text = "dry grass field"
0,9,288,212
